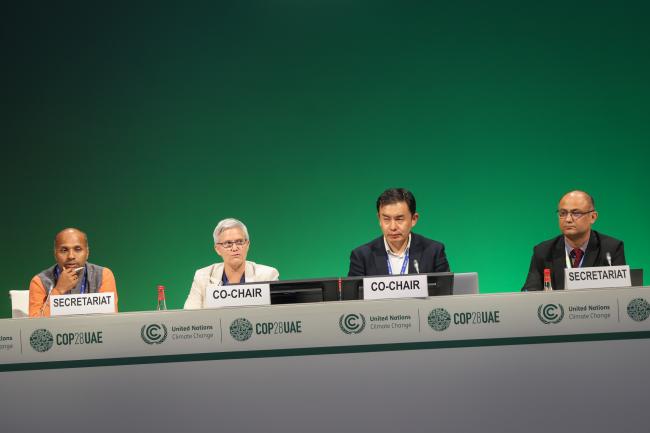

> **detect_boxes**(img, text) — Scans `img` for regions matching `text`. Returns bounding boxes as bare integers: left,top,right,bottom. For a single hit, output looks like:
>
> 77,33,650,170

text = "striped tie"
571,248,584,268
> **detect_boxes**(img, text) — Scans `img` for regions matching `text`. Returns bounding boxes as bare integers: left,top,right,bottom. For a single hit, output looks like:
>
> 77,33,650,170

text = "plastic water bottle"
543,269,553,292
157,285,167,310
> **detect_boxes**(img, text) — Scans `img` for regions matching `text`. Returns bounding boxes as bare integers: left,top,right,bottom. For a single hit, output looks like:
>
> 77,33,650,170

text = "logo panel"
538,304,564,324
230,318,254,341
29,329,54,352
339,313,366,334
427,308,451,331
627,298,650,322
141,324,168,344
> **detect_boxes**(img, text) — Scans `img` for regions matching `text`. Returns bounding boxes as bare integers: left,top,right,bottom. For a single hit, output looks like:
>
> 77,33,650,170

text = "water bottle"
543,269,553,292
157,285,167,310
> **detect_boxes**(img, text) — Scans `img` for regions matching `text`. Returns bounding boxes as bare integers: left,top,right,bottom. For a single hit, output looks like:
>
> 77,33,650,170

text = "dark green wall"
2,1,649,317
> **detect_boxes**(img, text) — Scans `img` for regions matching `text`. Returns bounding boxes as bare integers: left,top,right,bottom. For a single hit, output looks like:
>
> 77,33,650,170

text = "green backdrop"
2,1,648,318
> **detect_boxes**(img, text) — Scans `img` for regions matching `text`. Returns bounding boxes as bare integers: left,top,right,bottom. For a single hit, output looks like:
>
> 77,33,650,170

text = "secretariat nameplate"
50,293,116,316
362,275,428,300
564,265,631,290
205,283,271,308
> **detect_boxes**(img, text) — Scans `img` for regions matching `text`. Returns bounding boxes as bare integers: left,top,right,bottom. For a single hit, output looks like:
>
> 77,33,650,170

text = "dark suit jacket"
348,232,450,276
522,230,625,291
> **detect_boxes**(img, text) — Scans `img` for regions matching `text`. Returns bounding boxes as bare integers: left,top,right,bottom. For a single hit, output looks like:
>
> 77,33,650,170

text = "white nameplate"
564,265,632,290
363,275,428,300
205,283,271,308
50,293,116,316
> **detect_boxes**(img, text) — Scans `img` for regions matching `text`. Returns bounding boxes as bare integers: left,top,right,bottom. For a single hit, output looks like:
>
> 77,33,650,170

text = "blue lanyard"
53,265,88,294
386,249,409,275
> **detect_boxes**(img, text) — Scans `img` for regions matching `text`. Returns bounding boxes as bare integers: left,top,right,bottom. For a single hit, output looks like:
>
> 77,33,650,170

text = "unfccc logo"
141,324,168,344
339,313,366,334
538,304,564,324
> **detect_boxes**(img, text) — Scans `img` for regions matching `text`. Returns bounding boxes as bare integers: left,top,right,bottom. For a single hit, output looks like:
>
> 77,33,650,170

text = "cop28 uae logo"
627,298,650,322
427,308,451,331
141,324,168,344
230,318,254,341
538,304,564,324
29,328,54,352
339,313,366,334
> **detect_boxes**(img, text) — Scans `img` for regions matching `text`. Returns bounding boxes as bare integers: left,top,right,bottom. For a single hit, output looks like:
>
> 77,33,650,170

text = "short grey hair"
213,218,250,244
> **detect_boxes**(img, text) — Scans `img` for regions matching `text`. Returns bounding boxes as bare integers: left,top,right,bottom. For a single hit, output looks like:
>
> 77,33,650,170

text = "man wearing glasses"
183,218,279,308
522,190,626,291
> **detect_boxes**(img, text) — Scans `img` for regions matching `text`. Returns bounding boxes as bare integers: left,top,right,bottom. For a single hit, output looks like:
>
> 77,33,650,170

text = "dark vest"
37,262,104,294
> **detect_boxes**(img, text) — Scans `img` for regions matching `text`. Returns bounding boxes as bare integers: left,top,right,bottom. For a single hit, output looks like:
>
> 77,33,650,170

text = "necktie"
571,248,584,268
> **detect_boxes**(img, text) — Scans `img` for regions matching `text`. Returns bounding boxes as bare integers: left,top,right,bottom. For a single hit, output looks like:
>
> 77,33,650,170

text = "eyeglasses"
216,239,248,249
557,209,594,219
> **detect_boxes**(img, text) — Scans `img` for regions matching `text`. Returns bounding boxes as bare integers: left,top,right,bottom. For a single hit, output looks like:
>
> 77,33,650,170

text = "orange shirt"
29,267,118,317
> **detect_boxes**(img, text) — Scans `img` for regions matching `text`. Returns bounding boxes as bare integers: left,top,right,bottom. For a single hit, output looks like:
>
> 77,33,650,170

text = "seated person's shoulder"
532,236,562,253
599,232,624,246
352,236,383,253
31,267,54,289
249,262,279,280
413,233,445,249
194,263,217,277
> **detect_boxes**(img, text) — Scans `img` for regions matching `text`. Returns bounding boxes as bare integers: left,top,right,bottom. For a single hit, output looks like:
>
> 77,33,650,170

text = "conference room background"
2,2,648,318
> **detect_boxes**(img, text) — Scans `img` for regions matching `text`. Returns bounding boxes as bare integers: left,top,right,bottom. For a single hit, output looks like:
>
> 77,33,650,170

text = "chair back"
9,290,30,318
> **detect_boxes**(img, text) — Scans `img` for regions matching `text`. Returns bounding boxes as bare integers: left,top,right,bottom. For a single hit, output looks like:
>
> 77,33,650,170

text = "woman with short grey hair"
184,218,279,309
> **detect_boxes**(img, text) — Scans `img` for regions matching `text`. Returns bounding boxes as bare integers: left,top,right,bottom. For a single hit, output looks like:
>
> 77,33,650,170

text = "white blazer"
183,261,279,309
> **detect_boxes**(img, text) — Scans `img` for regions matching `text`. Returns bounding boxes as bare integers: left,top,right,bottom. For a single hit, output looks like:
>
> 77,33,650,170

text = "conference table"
1,285,649,433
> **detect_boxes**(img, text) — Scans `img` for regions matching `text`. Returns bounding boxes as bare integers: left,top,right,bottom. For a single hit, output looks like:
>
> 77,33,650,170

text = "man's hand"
53,267,81,294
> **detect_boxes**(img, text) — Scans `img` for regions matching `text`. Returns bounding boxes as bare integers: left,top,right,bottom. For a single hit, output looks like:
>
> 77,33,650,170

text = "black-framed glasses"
557,209,594,219
216,239,248,249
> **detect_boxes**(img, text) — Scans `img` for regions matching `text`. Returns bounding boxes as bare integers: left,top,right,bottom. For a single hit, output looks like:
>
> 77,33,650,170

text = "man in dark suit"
348,188,449,276
522,190,626,291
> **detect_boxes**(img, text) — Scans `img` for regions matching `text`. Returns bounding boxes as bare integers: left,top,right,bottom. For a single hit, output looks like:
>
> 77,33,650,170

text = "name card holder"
362,275,428,300
564,265,632,290
205,283,271,308
50,293,116,316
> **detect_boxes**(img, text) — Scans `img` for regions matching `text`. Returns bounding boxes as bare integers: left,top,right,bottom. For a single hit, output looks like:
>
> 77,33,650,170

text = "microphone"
606,252,612,266
414,259,420,274
39,284,54,317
